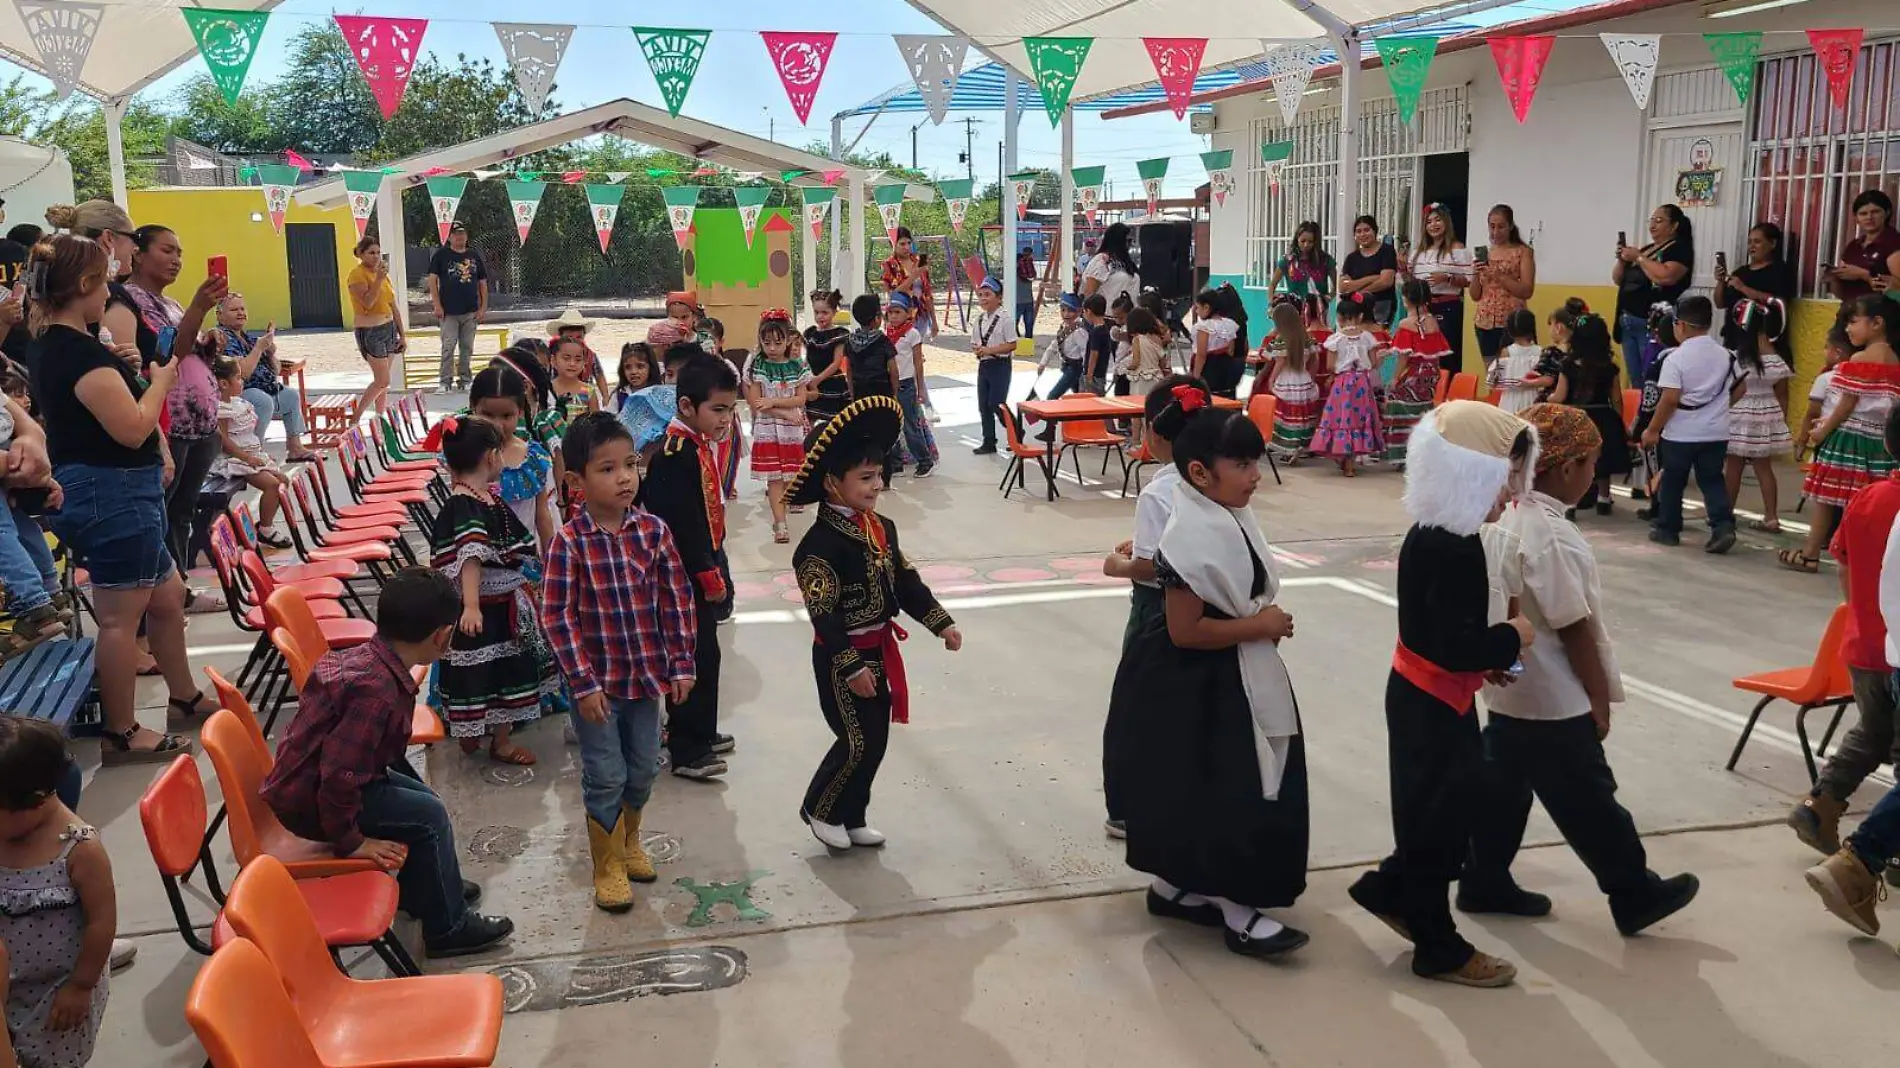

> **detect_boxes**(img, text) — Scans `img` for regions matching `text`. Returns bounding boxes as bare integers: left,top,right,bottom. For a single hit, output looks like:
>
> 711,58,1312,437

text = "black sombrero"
786,395,903,506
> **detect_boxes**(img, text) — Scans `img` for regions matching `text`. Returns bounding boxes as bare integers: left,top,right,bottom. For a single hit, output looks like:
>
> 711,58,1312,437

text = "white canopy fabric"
0,0,281,103
898,0,1446,102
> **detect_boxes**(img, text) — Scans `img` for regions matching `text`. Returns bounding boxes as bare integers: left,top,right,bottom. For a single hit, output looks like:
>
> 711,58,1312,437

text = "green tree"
170,75,277,153
35,100,170,201
266,24,383,154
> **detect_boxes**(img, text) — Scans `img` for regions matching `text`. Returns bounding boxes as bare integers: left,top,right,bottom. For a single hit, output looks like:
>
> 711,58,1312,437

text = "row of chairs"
994,394,1294,502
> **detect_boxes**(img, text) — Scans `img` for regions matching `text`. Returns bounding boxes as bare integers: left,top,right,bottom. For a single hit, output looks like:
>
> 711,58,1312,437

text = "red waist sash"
820,622,912,724
1392,640,1485,715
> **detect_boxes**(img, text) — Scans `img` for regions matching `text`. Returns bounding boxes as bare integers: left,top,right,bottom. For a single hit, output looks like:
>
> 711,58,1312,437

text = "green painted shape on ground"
675,870,771,927
691,207,792,289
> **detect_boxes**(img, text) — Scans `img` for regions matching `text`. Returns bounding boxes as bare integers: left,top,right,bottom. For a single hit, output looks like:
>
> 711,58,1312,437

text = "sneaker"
109,938,138,973
802,809,851,849
1647,528,1680,547
1425,951,1517,988
670,754,728,781
1789,793,1846,855
1611,872,1699,936
1455,883,1553,918
972,443,998,456
913,464,935,478
847,826,886,847
1806,848,1884,935
711,733,736,754
1705,526,1737,554
424,912,514,958
1104,818,1127,840
432,385,453,396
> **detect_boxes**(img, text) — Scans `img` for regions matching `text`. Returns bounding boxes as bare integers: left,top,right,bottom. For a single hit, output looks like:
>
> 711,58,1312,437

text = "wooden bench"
399,325,513,389
306,394,356,448
0,638,100,735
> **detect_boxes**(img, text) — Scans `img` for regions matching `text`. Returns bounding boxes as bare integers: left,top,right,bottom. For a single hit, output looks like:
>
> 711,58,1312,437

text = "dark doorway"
285,223,342,328
1419,153,1471,248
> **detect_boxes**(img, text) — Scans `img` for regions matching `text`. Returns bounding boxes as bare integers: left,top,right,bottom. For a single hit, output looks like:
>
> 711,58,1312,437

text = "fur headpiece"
1401,401,1537,536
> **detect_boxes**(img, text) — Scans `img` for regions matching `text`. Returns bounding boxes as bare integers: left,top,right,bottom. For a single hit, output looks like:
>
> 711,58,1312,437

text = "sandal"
167,690,216,729
0,604,67,662
1748,518,1782,533
285,451,320,464
101,724,193,766
773,521,790,545
183,588,227,615
489,741,536,766
1778,549,1820,573
255,525,293,550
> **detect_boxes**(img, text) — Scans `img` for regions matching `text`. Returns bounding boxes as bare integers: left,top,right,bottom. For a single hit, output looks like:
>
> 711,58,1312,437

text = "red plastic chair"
224,857,504,1068
1729,603,1855,782
138,757,417,975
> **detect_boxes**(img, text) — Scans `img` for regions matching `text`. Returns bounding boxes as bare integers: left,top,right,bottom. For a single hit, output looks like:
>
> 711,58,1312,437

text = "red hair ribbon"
760,307,792,324
421,415,459,452
1171,383,1208,413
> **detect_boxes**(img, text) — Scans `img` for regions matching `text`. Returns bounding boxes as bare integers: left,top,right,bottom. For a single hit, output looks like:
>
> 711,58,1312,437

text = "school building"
129,187,360,331
1108,0,1899,403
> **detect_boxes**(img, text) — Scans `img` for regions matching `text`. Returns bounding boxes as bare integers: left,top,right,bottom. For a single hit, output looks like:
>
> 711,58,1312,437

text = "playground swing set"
869,224,1106,332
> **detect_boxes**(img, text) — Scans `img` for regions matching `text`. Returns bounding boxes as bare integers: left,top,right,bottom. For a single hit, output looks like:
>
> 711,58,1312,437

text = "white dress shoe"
804,812,851,850
847,826,886,847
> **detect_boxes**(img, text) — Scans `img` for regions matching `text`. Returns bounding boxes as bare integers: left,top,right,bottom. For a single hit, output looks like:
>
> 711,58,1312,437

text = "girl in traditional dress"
1383,279,1448,467
1722,298,1794,532
1311,295,1385,476
428,415,557,765
1190,285,1247,399
1258,300,1319,460
1548,312,1630,516
1794,295,1900,573
1104,388,1309,960
746,312,814,543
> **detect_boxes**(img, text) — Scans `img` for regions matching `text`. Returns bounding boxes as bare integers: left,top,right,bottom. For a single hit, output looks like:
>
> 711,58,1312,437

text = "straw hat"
545,307,596,336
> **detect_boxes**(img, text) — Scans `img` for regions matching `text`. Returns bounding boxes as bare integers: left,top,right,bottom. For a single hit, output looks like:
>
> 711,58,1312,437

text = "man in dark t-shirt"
424,222,488,393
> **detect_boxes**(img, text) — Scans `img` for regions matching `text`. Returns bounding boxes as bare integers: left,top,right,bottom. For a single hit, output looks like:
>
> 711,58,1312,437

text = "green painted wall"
691,207,793,289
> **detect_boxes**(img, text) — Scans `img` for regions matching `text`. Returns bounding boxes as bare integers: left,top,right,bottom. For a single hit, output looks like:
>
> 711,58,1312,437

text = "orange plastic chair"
998,403,1056,501
1056,409,1127,485
200,709,381,880
224,856,503,1068
271,624,442,744
186,938,329,1068
1622,387,1642,435
1446,372,1478,403
138,757,416,974
1120,438,1157,499
1246,394,1277,441
1729,603,1855,782
267,587,376,655
1431,368,1452,406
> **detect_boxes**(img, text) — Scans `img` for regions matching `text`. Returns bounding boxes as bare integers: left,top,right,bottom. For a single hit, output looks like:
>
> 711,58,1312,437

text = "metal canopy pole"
1002,70,1022,315
829,118,845,301
1058,107,1076,303
802,195,818,325
377,180,410,380
1286,0,1362,255
848,175,868,304
103,98,129,206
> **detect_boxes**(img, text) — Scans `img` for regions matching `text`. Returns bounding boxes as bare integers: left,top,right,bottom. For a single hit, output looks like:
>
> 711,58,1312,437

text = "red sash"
842,622,910,723
1392,640,1485,715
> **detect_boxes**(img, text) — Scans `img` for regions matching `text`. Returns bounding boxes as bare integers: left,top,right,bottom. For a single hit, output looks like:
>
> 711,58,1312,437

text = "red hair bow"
1171,384,1207,413
760,307,792,324
422,415,459,452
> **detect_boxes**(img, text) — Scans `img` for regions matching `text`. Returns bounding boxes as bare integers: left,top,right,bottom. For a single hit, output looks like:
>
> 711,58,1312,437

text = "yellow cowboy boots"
586,816,634,912
619,805,657,883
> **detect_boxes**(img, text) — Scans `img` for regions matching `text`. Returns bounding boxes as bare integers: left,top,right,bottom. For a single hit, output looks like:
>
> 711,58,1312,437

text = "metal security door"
284,223,343,328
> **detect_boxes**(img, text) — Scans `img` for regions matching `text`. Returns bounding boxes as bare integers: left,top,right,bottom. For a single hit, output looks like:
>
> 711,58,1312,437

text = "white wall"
1206,123,1251,278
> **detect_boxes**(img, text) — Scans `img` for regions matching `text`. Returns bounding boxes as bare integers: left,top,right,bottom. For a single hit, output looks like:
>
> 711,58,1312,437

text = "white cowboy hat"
545,307,597,335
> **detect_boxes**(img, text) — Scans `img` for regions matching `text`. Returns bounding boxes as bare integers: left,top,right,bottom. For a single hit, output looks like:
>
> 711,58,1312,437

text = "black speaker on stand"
1135,220,1194,301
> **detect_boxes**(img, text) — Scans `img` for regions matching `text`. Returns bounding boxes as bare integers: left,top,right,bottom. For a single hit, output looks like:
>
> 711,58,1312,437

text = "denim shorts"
50,462,173,590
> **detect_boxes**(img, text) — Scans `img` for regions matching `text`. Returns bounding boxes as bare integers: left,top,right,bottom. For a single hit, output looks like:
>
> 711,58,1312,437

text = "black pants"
1353,675,1486,975
1202,355,1244,398
802,642,891,828
975,358,1013,447
666,592,723,765
1474,326,1508,367
1463,715,1651,902
165,433,221,569
1430,299,1465,377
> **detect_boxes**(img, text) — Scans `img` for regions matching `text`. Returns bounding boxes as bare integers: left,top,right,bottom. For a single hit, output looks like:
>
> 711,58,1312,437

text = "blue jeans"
1016,301,1036,339
975,358,1013,447
1046,360,1084,401
357,769,467,940
0,498,54,612
896,379,934,469
242,386,306,439
1652,438,1734,537
574,695,662,828
1619,313,1651,384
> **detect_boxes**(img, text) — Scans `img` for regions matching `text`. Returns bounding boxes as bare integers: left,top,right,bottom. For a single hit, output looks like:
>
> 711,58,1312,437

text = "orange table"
1014,394,1242,501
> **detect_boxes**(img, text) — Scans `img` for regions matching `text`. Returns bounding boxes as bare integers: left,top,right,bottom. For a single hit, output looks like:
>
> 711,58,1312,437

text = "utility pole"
960,117,977,182
996,141,1003,203
910,122,921,169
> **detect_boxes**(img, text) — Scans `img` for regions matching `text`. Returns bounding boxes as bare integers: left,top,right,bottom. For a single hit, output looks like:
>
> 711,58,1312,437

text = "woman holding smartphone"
1715,222,1796,310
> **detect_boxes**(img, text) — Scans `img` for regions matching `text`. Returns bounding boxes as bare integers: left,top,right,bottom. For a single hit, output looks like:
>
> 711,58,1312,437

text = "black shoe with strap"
1145,887,1222,927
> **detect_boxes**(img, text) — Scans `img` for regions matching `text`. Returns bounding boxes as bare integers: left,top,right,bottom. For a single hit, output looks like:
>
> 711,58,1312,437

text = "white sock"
1151,877,1209,906
1211,897,1284,938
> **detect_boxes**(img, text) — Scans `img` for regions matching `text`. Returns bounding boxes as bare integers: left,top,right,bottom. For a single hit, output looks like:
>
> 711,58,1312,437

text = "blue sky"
38,0,1584,195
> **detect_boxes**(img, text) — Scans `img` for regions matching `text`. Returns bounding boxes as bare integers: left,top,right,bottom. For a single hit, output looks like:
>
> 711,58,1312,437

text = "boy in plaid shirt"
542,413,697,913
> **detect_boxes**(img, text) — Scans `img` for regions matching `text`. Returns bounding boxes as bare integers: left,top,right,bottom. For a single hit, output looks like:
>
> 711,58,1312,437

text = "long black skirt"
1104,611,1310,909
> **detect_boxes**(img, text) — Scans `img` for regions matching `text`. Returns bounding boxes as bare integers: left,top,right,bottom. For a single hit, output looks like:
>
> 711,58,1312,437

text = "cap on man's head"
449,221,468,233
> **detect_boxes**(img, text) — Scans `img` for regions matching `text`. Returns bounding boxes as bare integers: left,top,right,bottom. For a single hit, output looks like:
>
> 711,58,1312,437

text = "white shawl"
1159,482,1300,799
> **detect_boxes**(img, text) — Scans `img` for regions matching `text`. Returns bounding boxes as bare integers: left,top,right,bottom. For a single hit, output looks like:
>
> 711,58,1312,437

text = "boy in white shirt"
1639,295,1738,552
1040,292,1089,400
885,292,937,478
969,277,1018,455
1102,373,1206,841
1463,403,1700,935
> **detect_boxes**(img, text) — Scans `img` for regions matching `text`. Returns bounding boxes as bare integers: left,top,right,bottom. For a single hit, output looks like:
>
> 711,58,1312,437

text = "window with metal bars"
1243,86,1469,289
1742,37,1899,298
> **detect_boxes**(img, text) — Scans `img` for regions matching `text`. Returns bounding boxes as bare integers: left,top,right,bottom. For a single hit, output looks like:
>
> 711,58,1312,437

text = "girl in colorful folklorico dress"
1255,299,1320,461
1383,279,1450,466
1310,294,1386,477
746,310,814,544
1798,295,1900,567
428,415,559,766
1104,385,1310,961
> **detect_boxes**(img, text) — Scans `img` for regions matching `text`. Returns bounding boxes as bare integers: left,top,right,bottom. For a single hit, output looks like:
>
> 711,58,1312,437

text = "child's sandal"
1778,549,1819,573
773,521,790,544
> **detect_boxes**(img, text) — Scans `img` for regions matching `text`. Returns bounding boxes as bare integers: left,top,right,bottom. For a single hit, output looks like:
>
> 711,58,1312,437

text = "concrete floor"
79,366,1889,1067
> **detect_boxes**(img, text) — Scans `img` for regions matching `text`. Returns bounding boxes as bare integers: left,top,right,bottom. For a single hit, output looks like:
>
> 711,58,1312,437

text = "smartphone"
1617,230,1628,249
1715,250,1727,271
1473,245,1488,266
207,255,228,282
154,325,176,367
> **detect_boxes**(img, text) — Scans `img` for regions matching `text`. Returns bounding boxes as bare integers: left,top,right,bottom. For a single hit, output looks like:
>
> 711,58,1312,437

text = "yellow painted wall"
127,188,358,330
